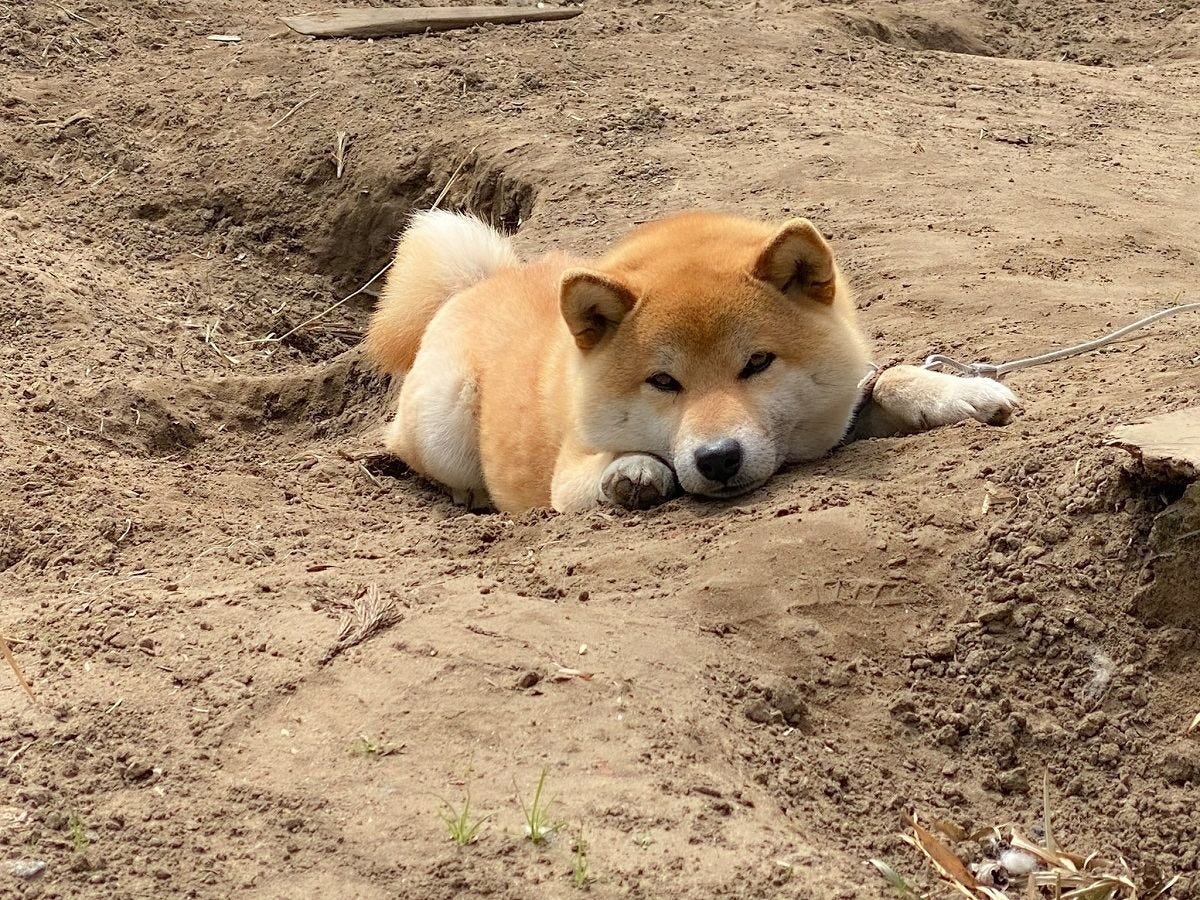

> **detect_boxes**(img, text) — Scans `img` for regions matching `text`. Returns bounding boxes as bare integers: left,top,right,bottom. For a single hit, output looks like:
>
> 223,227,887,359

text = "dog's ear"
560,269,637,351
751,218,837,305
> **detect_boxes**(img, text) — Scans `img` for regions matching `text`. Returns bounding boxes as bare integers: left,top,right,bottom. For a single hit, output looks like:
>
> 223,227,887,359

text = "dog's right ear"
560,269,637,351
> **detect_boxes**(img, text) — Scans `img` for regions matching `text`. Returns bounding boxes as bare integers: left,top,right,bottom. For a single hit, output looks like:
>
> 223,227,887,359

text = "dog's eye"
739,352,776,378
646,372,683,393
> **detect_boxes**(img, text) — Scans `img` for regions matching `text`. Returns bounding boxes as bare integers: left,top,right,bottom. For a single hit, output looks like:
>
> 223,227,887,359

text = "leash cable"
922,302,1200,379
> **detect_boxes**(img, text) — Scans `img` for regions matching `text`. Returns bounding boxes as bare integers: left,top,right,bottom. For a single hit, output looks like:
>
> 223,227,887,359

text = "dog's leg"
850,365,1019,439
551,445,677,513
384,338,489,508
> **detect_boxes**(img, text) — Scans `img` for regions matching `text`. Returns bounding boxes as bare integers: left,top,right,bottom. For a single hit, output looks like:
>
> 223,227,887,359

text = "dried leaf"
931,818,969,843
1059,880,1121,899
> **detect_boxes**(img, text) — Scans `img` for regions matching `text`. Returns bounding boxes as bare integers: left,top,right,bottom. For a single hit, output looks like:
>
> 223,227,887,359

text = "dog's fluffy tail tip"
405,209,519,282
365,210,518,373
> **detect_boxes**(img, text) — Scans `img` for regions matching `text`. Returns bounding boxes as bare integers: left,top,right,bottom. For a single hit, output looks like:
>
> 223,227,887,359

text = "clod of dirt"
67,855,92,874
889,693,921,725
977,601,1015,632
105,629,132,649
925,634,958,660
1133,483,1200,626
1158,743,1200,786
516,670,542,689
743,699,776,724
123,760,153,782
744,682,808,726
996,767,1029,795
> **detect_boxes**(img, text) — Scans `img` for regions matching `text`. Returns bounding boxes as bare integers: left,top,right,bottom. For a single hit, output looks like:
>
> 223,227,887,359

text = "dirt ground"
2,0,1200,897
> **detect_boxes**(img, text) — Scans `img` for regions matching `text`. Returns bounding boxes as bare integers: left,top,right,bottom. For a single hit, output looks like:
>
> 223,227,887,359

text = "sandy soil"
2,1,1199,897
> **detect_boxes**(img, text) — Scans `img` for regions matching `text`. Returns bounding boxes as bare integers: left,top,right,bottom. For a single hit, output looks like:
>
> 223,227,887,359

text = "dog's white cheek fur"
783,364,863,462
581,393,676,460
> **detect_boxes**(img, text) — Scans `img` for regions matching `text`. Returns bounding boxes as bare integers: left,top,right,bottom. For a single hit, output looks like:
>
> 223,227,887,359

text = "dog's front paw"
873,366,1020,433
601,453,676,510
948,377,1020,426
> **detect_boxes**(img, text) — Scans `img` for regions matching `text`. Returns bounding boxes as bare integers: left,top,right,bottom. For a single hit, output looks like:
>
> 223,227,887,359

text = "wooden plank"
283,5,583,39
1109,406,1200,480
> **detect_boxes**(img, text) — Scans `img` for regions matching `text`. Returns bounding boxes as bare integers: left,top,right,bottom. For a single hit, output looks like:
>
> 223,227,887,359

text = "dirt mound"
820,0,1199,65
75,349,386,454
3,1,1200,898
822,6,997,57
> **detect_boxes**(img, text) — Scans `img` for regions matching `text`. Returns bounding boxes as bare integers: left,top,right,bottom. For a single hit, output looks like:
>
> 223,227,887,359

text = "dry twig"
56,4,99,27
269,92,318,130
1,633,36,701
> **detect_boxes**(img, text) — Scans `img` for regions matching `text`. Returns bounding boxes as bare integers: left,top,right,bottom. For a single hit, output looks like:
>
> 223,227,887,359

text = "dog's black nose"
694,439,743,483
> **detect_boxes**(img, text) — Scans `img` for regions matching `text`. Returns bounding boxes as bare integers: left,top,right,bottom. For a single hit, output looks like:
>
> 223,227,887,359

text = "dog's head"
561,212,868,499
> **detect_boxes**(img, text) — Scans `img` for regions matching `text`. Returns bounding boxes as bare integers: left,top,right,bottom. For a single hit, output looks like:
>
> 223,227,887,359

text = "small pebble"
5,859,46,879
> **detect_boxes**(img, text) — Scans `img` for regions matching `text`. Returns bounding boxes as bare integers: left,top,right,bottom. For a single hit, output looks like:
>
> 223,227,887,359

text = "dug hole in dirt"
2,1,1199,898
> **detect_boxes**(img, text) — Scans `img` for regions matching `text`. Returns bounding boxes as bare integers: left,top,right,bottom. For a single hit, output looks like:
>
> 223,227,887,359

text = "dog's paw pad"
601,454,675,510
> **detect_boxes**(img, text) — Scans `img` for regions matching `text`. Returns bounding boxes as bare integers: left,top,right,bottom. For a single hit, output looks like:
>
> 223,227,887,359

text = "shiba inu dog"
365,210,1017,513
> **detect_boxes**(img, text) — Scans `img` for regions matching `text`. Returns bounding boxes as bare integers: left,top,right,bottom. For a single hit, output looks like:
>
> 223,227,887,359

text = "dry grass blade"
1011,829,1086,871
56,4,100,27
901,818,979,898
1056,878,1126,899
1147,874,1182,898
1044,770,1058,855
902,799,1181,900
1187,711,1200,734
321,584,400,664
269,91,318,129
869,858,921,898
1,633,36,701
333,130,351,178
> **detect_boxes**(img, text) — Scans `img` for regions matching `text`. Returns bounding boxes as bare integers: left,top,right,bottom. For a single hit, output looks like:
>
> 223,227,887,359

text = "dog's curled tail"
364,210,518,373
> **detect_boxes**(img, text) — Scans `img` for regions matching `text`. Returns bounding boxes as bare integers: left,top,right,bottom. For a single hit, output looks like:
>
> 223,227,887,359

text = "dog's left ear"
751,218,837,305
560,269,638,351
